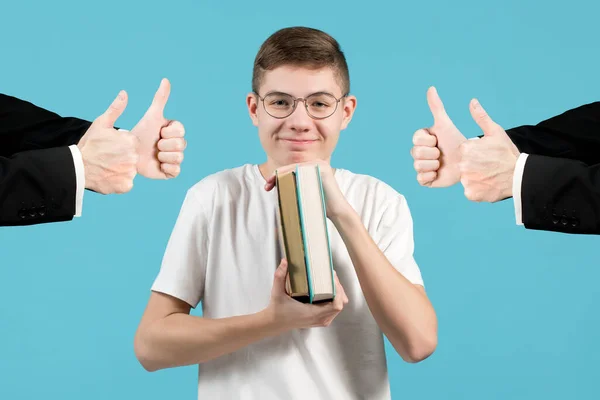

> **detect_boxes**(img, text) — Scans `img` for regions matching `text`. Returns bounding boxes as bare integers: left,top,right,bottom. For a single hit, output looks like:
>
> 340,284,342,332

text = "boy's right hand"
265,259,349,332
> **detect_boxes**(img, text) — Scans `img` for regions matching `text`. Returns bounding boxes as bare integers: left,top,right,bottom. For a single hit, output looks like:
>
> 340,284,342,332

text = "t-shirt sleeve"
151,188,209,308
375,193,424,287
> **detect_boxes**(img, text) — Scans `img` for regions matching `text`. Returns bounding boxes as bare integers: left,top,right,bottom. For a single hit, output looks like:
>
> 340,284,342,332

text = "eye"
267,96,293,108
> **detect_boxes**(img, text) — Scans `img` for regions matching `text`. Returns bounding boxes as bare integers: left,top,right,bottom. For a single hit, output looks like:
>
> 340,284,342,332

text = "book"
275,164,336,304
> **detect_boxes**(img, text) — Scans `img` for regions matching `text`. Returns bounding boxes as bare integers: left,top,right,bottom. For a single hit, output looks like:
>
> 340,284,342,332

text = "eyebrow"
264,90,338,97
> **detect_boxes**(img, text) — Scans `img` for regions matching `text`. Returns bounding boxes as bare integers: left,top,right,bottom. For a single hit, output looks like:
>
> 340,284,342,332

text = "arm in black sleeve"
0,93,91,157
0,147,77,226
505,101,600,166
520,155,600,234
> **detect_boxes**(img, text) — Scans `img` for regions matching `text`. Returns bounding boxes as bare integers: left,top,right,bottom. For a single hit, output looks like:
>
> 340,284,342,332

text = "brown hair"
252,26,350,95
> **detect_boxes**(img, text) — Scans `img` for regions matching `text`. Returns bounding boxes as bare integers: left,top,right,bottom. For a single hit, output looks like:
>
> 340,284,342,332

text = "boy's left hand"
264,160,352,220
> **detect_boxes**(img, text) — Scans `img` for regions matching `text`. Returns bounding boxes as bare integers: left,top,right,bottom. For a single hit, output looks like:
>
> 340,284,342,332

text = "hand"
411,86,467,187
265,259,349,332
458,99,521,202
264,160,352,220
131,78,186,180
77,90,139,194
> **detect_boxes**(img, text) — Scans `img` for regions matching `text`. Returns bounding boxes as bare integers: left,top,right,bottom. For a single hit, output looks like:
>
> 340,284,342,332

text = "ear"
247,93,259,127
340,94,357,131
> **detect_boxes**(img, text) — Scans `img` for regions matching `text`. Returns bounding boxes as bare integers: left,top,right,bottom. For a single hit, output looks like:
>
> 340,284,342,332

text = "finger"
157,137,186,152
150,78,171,114
271,259,289,293
157,151,184,164
412,129,437,147
426,86,450,124
414,159,440,173
97,90,128,128
161,120,185,139
412,145,440,161
332,272,349,303
334,278,348,306
264,175,277,191
469,99,503,137
417,171,437,186
160,163,181,178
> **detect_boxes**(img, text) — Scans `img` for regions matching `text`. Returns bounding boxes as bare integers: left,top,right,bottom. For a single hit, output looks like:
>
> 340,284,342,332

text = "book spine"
316,164,336,299
295,165,314,303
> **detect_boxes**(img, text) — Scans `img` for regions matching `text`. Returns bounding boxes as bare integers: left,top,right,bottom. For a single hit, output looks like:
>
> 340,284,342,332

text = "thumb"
469,98,504,137
148,78,171,115
97,90,128,127
426,86,451,125
272,259,289,292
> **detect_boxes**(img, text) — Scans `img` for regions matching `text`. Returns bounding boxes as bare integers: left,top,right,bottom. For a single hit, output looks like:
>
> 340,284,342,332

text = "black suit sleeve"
505,101,600,164
504,101,600,234
519,155,600,234
0,93,91,156
0,147,78,225
0,93,92,226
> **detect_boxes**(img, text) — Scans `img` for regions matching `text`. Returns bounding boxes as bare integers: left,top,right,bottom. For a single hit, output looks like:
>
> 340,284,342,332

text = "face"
247,65,357,171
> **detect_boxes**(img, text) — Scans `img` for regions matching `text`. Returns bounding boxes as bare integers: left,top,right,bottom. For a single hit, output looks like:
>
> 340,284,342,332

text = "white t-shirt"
151,163,424,400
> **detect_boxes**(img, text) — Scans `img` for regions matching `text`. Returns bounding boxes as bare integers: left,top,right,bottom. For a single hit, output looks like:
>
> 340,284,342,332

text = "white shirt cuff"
68,145,85,218
512,153,529,226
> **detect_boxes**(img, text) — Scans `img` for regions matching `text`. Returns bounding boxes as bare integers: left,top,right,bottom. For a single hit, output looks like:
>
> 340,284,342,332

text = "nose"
286,99,313,132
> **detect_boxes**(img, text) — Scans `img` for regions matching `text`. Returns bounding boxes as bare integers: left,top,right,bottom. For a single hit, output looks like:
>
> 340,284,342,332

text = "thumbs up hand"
77,90,140,194
458,99,520,202
411,87,467,187
131,78,186,180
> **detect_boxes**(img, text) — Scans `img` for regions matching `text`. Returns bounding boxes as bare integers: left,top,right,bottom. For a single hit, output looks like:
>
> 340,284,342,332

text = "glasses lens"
263,93,295,118
306,93,338,119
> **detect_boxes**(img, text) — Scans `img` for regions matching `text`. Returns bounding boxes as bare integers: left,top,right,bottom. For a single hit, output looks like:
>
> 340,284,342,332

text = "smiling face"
247,65,357,175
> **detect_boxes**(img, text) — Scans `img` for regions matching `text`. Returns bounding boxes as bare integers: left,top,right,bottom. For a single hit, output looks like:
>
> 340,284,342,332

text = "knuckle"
129,135,139,148
413,147,423,159
464,188,473,200
175,121,186,136
412,129,427,144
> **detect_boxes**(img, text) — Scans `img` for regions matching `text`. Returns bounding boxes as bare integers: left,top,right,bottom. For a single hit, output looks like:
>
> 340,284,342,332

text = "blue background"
1,1,599,399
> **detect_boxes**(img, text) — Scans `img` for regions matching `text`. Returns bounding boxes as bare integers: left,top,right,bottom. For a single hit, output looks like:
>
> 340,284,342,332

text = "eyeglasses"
255,91,347,120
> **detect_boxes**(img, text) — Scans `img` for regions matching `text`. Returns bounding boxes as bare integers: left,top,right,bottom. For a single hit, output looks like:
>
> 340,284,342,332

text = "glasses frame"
254,91,348,120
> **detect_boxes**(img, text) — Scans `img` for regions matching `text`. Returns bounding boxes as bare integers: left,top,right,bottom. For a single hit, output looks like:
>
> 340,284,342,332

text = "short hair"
252,26,350,96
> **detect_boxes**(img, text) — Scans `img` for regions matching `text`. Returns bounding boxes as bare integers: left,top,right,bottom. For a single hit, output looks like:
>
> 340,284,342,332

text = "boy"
134,26,437,400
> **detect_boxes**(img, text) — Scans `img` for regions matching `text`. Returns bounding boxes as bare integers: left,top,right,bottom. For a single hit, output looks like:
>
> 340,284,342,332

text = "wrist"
502,154,519,199
256,307,289,337
329,205,361,229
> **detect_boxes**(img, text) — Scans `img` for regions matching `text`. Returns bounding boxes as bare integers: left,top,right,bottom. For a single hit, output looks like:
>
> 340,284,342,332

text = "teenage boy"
134,26,438,400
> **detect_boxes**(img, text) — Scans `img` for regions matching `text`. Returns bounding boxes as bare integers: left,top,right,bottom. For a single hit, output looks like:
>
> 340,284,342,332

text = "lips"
281,138,317,143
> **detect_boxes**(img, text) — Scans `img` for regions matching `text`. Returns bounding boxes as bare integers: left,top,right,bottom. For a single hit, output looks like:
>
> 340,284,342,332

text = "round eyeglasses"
255,91,347,120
